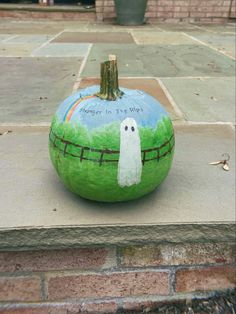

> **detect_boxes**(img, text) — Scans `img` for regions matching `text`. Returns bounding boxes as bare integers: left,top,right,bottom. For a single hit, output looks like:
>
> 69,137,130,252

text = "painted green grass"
49,116,174,202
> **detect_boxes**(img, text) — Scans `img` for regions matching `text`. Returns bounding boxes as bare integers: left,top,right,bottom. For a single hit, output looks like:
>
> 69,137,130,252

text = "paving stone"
132,31,197,45
6,34,52,44
161,77,235,123
0,125,234,231
32,43,90,57
199,24,236,34
87,22,157,32
0,43,40,57
82,44,235,77
155,23,202,32
52,32,134,43
186,33,236,58
0,26,63,35
0,57,81,123
0,34,13,42
79,78,182,120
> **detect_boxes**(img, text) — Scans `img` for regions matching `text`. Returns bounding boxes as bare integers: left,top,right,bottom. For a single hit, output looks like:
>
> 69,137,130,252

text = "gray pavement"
0,19,235,249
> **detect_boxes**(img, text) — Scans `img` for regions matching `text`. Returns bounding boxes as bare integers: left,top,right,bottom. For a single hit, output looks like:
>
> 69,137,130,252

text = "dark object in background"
80,0,94,5
115,0,148,25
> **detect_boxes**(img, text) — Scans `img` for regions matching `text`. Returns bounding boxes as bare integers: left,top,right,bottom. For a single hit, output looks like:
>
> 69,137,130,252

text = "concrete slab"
186,33,236,59
132,31,197,45
87,22,158,32
82,44,235,77
6,34,52,44
79,78,182,121
0,34,13,42
199,24,236,34
32,43,90,57
0,58,81,123
0,43,40,57
0,27,63,35
52,32,134,43
161,77,235,123
0,21,64,35
155,23,202,32
0,125,234,249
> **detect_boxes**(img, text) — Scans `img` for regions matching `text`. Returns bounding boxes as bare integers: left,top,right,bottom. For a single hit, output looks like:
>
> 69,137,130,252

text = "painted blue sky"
56,86,169,130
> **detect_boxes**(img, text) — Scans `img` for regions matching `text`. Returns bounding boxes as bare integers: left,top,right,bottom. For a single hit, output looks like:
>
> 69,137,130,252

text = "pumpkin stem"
96,55,124,101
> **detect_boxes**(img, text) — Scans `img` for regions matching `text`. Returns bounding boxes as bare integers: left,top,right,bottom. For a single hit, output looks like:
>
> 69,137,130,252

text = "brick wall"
96,0,233,22
0,243,235,313
230,0,236,17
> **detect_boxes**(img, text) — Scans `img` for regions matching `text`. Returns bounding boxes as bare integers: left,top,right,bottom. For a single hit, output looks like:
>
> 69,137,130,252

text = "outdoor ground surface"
0,18,235,228
0,17,235,313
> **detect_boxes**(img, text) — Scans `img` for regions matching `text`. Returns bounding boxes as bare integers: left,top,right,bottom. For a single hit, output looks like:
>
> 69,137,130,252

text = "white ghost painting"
118,117,142,187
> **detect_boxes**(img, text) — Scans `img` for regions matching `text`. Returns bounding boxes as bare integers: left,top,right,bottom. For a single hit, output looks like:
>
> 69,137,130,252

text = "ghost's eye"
131,126,135,132
125,126,128,131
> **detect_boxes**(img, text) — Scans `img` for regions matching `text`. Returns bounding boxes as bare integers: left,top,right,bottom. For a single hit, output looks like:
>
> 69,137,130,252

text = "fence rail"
49,129,174,166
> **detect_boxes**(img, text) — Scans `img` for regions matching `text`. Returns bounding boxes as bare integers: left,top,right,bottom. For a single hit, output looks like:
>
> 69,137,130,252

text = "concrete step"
0,124,234,250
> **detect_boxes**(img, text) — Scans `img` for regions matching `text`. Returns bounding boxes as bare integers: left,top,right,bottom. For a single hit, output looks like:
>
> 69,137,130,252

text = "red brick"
0,10,96,21
47,271,169,300
104,6,115,12
0,248,113,272
156,12,173,17
96,0,103,6
176,266,236,293
157,0,173,5
148,0,157,5
163,6,175,11
174,6,189,12
0,276,41,301
104,12,116,18
174,0,189,5
213,6,228,12
145,12,157,17
121,243,235,267
190,12,207,17
96,13,104,20
174,12,189,17
96,7,103,13
147,5,157,12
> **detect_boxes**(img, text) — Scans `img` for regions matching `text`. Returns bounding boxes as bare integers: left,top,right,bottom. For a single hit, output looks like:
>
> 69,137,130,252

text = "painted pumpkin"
49,56,175,202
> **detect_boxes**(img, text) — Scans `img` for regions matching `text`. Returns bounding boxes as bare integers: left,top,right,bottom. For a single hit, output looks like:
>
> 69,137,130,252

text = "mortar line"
1,262,234,278
129,30,139,45
192,24,217,34
182,32,236,61
72,43,93,93
30,30,65,57
0,290,231,307
169,267,176,295
156,78,185,120
1,35,19,43
39,273,47,301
